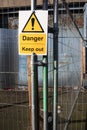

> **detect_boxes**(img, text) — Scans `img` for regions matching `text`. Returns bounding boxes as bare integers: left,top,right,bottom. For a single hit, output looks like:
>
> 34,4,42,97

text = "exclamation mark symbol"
31,18,35,30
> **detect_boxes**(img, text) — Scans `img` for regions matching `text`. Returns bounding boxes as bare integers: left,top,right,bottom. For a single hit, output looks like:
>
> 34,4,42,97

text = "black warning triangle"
22,12,44,33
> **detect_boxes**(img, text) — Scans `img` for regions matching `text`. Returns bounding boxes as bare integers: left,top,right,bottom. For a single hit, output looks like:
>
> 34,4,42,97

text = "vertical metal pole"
31,1,39,129
43,57,48,130
53,0,59,130
31,53,38,130
43,1,48,130
27,1,38,130
31,53,35,130
31,0,36,10
34,55,39,130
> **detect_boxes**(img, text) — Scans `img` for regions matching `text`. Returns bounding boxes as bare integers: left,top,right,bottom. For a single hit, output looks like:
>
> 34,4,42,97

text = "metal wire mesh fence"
0,0,87,130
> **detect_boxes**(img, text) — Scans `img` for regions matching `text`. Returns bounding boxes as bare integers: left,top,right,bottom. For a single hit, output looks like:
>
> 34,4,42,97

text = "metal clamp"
34,60,47,66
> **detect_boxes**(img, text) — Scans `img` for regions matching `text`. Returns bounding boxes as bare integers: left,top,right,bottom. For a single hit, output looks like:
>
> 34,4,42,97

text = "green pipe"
43,1,48,130
43,56,48,130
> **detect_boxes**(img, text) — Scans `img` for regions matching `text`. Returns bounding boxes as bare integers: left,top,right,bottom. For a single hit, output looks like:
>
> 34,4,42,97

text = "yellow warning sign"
19,10,48,55
22,12,44,33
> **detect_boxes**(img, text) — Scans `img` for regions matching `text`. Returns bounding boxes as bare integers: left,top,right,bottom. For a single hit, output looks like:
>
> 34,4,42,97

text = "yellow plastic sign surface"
19,33,46,55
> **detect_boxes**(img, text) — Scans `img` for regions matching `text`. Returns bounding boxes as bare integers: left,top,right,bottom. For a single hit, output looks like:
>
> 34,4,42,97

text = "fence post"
31,53,38,130
43,1,48,130
53,0,59,130
27,1,37,130
27,53,39,130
